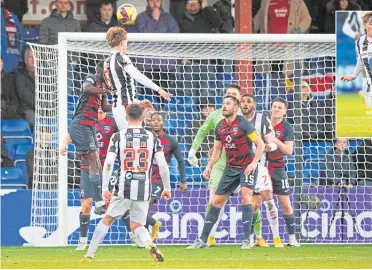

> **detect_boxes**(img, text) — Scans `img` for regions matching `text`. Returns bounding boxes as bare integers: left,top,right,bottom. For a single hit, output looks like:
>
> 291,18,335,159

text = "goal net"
28,33,372,246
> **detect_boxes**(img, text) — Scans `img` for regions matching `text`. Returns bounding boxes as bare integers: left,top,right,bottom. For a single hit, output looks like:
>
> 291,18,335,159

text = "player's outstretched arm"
203,140,223,180
83,83,111,94
123,64,172,101
101,95,112,112
342,55,363,82
188,111,217,167
60,134,72,156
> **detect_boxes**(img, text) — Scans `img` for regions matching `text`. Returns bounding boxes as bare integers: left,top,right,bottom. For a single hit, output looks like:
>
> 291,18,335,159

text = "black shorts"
269,168,291,195
70,120,98,154
216,167,257,196
151,182,164,200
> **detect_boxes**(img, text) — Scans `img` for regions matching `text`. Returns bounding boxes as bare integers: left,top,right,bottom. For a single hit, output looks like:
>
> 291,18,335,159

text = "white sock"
250,233,254,244
134,226,151,246
366,91,372,108
209,204,225,237
85,221,109,258
264,200,279,238
80,237,87,243
289,234,296,241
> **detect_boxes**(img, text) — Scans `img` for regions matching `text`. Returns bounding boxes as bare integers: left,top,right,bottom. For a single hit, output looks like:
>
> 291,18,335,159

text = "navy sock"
284,214,296,235
242,204,254,241
200,205,221,243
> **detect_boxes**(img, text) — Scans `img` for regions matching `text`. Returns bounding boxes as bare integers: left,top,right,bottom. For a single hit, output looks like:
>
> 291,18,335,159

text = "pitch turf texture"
336,93,372,137
2,245,372,269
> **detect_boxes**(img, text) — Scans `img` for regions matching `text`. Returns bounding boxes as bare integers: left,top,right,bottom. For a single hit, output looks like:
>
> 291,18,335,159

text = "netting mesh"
29,35,372,246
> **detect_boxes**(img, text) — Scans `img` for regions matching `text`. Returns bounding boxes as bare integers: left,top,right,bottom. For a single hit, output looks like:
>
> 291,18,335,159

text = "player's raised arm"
153,137,171,200
102,132,119,202
100,94,112,112
83,76,111,94
341,41,364,82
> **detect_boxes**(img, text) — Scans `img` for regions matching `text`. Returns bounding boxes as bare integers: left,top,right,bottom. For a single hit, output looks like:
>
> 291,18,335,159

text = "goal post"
30,33,372,247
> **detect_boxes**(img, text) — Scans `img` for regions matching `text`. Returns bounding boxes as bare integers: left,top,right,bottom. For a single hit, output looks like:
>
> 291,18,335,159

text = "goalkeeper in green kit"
187,84,268,247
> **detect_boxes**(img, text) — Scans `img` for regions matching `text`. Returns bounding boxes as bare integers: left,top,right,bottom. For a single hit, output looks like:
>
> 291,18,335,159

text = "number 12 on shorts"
245,174,254,184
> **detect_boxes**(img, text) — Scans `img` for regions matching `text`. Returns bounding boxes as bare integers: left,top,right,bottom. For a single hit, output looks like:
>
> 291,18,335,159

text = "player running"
82,103,171,262
341,12,372,115
240,94,284,248
187,95,265,249
103,26,172,130
122,112,187,243
187,84,267,247
266,97,300,247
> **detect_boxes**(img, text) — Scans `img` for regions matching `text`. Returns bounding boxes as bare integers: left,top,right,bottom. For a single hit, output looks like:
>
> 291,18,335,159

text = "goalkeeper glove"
187,149,199,167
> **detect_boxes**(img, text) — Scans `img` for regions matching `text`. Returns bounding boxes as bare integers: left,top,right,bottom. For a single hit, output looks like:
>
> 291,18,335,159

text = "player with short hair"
82,103,171,262
60,61,111,249
103,26,172,130
240,94,284,248
187,84,267,247
121,112,187,243
187,95,265,249
266,97,300,247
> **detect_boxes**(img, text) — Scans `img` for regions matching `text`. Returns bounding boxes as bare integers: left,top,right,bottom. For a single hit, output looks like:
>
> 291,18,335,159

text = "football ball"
117,4,137,25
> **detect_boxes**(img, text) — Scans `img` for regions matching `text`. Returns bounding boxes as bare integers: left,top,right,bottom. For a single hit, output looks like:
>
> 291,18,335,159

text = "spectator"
1,3,24,73
323,138,358,187
353,139,372,182
1,57,22,120
15,47,36,130
179,0,223,33
39,0,81,45
135,0,179,104
213,0,234,33
169,0,186,24
86,0,117,25
86,0,119,32
3,0,28,22
1,135,14,167
136,0,179,33
287,81,334,140
253,0,311,34
323,0,361,34
186,98,215,166
304,0,324,33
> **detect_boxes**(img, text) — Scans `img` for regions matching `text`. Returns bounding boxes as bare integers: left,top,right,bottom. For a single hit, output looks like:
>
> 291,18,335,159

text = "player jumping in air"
60,61,111,249
187,84,268,247
187,95,265,249
266,97,300,247
103,26,172,130
240,94,284,248
61,106,118,250
121,112,187,244
82,103,171,262
341,12,372,115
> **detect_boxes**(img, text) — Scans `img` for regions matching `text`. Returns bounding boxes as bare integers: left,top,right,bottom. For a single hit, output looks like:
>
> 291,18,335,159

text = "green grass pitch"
336,93,372,137
2,245,372,269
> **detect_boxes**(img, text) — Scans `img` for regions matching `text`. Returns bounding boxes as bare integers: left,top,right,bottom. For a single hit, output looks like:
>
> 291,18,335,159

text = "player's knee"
241,188,253,205
280,199,293,214
102,214,115,226
81,198,93,214
211,196,225,208
130,221,141,232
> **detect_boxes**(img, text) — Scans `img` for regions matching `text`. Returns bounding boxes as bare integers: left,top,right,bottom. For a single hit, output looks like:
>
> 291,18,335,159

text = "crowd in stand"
1,0,372,188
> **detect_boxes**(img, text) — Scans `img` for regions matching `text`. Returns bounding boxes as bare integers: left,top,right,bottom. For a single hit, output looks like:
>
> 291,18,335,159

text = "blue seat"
1,167,27,189
68,144,76,154
348,139,363,153
303,141,332,160
16,162,29,186
12,143,33,164
303,161,326,185
5,138,33,157
1,120,32,140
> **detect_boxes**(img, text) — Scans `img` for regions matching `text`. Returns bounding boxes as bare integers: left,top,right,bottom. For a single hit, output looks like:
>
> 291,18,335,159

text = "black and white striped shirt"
354,35,372,85
103,52,136,107
108,127,163,201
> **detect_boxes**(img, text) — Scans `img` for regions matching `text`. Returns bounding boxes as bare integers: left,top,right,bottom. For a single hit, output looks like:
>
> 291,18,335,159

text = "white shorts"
112,105,128,130
254,165,273,193
106,196,149,225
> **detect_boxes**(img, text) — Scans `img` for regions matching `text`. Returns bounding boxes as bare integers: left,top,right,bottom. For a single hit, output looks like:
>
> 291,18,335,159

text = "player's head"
240,94,256,116
222,95,240,118
225,83,242,101
106,27,128,53
98,106,107,121
95,60,104,82
335,138,348,152
362,12,372,36
150,112,164,133
126,103,145,123
271,97,288,119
